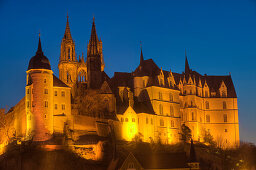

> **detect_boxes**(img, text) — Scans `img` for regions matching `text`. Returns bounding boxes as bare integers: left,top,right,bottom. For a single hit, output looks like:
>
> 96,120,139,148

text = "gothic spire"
140,44,144,65
36,33,43,55
88,16,99,56
64,13,72,40
185,49,190,74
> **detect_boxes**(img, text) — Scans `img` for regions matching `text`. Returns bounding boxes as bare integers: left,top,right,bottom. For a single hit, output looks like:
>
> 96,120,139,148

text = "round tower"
25,36,53,141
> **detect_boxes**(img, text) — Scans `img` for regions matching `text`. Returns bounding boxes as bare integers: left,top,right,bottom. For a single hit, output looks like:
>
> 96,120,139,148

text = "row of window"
158,92,174,102
27,101,65,110
205,114,227,123
120,117,175,127
205,101,227,109
159,104,174,116
27,89,66,97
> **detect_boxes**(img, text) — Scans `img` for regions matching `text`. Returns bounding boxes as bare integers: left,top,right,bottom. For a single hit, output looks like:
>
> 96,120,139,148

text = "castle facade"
8,16,239,148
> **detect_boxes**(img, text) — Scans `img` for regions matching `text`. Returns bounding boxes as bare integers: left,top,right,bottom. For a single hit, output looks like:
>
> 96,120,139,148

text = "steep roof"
133,59,161,77
28,36,51,70
53,75,69,87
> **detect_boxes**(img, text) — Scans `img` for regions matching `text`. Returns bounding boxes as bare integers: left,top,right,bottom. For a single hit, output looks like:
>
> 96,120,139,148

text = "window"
143,80,146,88
206,114,210,123
44,89,48,94
160,119,164,126
138,118,139,124
159,92,162,100
224,114,227,122
61,104,65,110
205,91,209,97
146,117,148,124
205,101,209,109
192,112,195,121
169,93,173,102
121,118,124,122
45,101,48,108
54,91,57,96
27,101,30,108
171,120,174,127
159,104,163,115
68,48,70,59
190,89,192,94
55,104,57,110
32,101,34,107
27,89,30,94
128,163,134,168
61,91,65,97
170,105,174,117
225,129,228,132
223,101,227,109
44,79,46,83
125,118,128,122
151,118,153,125
132,118,135,122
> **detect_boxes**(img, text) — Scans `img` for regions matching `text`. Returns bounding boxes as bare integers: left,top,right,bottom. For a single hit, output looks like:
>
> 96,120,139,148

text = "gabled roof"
53,75,70,87
133,59,161,77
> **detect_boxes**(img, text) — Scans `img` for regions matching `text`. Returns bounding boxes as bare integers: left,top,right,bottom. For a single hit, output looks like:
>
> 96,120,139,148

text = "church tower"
58,14,77,87
86,17,104,88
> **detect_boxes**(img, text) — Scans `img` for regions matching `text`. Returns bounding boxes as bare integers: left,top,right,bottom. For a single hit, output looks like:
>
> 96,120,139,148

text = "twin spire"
88,16,100,56
64,14,72,40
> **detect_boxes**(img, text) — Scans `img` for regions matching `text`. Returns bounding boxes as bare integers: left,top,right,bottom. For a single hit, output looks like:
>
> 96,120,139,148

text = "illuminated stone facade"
8,16,239,148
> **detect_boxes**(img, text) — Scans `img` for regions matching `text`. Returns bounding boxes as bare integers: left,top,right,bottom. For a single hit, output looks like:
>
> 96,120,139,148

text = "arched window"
223,101,227,109
205,101,209,109
68,48,70,60
146,117,148,124
159,104,163,115
191,112,195,121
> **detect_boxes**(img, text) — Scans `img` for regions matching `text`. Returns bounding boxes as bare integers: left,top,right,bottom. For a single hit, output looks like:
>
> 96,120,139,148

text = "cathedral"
6,15,239,149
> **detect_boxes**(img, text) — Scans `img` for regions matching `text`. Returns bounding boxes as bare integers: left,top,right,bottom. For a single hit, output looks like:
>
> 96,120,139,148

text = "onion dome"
28,36,51,70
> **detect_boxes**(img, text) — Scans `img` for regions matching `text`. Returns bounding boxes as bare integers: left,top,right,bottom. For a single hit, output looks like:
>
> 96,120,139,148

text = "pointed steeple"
185,49,190,74
140,48,144,65
140,42,144,64
36,33,43,55
64,13,72,40
88,16,99,56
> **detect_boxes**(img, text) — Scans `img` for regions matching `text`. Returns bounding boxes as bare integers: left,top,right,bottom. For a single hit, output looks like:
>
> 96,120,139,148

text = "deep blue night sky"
0,0,256,143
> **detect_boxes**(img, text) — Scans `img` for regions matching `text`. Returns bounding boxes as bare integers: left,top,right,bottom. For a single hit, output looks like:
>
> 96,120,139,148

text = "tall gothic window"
68,48,70,60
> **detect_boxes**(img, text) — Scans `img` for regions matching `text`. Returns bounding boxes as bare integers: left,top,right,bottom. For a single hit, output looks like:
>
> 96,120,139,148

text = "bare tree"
0,108,15,144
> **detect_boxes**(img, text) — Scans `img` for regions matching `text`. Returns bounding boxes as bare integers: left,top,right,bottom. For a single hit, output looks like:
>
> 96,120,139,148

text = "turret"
26,35,53,141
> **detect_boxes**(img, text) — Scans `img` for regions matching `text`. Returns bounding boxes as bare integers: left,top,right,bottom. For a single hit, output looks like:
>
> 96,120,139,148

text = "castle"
5,16,239,148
